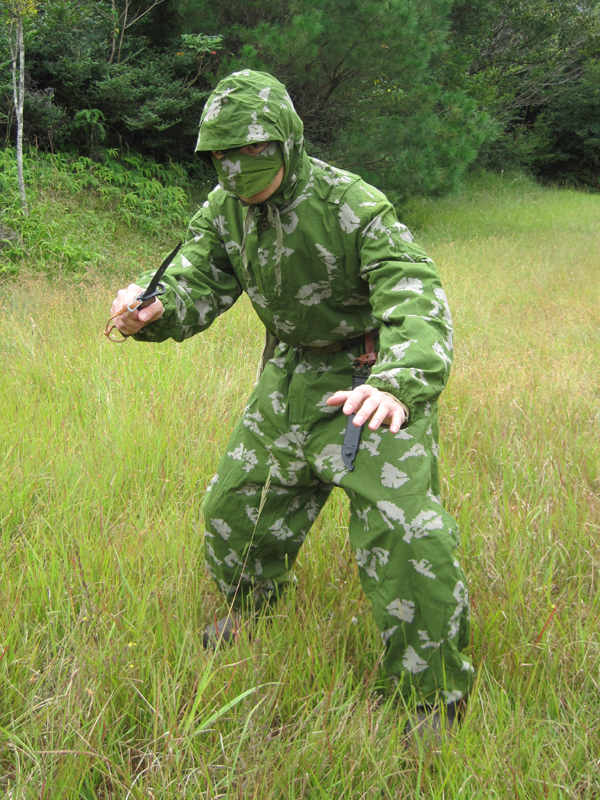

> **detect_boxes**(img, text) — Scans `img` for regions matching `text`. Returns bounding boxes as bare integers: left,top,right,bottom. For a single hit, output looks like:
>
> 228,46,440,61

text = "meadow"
0,165,599,798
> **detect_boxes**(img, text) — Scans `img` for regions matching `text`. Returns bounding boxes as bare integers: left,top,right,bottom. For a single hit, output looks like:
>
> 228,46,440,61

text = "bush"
0,147,209,276
524,61,600,188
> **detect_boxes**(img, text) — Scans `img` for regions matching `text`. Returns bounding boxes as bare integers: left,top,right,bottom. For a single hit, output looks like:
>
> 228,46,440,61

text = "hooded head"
195,70,307,204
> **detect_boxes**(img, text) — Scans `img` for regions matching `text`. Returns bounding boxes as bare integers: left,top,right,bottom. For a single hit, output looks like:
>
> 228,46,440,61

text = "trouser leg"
202,359,333,609
303,383,473,704
345,470,472,704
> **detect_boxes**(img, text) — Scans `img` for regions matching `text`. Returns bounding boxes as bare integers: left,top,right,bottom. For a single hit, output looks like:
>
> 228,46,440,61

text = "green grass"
0,171,599,797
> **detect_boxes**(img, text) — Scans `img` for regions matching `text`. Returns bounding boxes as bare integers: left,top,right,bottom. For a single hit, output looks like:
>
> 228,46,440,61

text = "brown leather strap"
353,330,377,369
103,299,143,343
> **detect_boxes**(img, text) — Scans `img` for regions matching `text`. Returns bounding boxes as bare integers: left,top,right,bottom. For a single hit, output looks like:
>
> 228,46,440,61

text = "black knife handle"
341,373,368,471
138,283,166,306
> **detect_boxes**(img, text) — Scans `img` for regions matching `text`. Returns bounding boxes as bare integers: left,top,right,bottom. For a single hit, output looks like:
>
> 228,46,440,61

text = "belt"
303,329,379,356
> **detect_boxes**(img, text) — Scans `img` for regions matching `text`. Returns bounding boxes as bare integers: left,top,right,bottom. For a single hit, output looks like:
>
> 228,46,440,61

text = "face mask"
211,143,283,198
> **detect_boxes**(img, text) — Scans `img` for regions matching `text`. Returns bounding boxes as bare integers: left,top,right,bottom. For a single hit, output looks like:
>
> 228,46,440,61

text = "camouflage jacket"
134,71,454,423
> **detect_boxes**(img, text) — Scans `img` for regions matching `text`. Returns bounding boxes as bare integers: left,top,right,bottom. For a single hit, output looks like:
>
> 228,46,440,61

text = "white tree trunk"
9,15,28,217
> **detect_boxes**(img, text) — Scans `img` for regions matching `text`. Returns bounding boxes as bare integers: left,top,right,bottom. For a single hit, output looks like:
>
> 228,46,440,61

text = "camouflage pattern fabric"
133,70,473,703
204,341,473,704
134,70,453,427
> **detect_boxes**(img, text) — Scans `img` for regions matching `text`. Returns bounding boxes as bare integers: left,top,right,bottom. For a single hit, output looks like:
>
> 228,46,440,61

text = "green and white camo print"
134,70,474,705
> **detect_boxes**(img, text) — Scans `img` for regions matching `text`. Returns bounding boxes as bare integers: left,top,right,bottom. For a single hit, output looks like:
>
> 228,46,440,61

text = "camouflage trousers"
203,342,474,704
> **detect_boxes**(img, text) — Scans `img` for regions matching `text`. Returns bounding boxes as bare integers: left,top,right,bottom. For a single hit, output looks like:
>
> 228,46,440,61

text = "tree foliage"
0,0,221,167
445,0,600,184
0,0,599,196
520,60,600,185
182,0,492,197
448,0,600,117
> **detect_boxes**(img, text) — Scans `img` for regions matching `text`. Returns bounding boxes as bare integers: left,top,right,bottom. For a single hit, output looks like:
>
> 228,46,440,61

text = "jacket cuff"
379,391,410,424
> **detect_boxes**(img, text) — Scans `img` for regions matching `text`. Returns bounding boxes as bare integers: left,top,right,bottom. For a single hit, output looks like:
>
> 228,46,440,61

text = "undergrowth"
0,147,210,276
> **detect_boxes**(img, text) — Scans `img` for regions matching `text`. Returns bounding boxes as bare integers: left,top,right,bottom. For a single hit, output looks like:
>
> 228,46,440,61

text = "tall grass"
0,172,599,797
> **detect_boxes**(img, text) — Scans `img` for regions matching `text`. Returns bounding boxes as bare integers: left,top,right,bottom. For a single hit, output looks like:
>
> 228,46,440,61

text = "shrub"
0,147,210,275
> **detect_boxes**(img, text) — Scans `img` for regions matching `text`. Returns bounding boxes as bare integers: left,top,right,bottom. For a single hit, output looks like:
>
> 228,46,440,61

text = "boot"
403,699,465,752
202,611,249,649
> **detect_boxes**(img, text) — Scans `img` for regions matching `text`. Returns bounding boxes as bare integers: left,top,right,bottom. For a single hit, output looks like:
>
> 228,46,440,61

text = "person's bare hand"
327,384,407,433
109,285,164,336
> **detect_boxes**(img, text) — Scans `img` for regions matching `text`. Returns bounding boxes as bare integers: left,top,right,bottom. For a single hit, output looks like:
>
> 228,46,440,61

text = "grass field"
0,172,599,798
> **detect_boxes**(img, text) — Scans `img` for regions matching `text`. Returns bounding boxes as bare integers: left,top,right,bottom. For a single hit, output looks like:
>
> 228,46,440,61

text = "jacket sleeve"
133,198,243,344
356,196,454,424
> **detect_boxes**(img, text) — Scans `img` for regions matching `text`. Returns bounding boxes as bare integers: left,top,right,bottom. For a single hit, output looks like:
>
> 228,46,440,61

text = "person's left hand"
326,384,407,433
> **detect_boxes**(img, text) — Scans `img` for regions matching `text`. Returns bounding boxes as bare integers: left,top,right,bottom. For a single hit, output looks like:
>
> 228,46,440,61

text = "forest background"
1,0,600,243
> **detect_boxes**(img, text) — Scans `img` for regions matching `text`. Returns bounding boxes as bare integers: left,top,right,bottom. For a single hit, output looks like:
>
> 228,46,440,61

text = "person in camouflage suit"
110,70,473,720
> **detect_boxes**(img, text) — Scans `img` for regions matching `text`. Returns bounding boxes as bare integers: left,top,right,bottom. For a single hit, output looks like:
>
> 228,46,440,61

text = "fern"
0,147,208,275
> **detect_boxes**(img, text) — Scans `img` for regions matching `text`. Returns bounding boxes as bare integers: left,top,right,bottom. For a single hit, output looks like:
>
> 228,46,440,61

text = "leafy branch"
107,0,167,65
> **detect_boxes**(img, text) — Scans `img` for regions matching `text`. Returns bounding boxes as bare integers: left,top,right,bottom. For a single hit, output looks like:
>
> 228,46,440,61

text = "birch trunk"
9,15,28,216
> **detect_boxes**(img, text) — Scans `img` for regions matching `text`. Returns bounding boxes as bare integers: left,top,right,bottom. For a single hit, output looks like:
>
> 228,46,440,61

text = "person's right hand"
110,284,165,336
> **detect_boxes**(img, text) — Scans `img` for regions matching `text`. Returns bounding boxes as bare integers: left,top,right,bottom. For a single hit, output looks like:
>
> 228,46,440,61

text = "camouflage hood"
195,70,308,204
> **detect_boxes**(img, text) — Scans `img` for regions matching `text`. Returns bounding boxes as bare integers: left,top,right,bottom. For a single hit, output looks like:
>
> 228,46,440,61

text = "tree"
2,0,37,215
106,0,166,65
444,0,600,177
0,0,221,162
522,60,600,186
446,0,600,122
183,0,492,199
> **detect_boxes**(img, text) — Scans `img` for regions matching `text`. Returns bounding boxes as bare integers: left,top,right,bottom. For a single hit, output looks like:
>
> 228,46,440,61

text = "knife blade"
130,241,182,310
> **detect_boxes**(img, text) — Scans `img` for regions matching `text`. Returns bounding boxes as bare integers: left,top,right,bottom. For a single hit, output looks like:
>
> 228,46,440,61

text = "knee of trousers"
202,482,301,599
202,523,292,610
